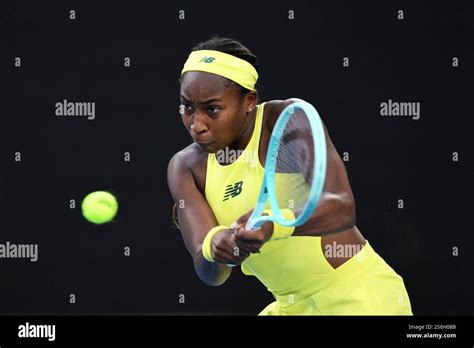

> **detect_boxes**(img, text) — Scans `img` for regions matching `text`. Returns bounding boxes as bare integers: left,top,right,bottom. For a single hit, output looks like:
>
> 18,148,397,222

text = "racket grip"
244,220,254,231
245,218,265,231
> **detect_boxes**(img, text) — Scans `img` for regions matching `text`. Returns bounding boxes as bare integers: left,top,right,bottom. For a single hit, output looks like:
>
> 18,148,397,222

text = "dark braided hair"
180,35,260,99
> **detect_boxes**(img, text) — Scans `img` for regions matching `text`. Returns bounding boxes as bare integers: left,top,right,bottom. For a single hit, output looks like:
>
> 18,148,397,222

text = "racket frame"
246,100,327,230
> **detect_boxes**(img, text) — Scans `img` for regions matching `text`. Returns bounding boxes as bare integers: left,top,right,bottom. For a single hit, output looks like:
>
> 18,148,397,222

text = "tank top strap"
245,102,265,154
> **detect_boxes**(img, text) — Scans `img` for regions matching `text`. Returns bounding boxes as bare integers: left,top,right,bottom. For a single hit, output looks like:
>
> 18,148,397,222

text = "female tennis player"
167,36,412,315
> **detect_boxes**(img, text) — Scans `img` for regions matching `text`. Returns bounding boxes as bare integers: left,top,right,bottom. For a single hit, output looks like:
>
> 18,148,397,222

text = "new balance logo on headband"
223,181,243,201
199,56,215,63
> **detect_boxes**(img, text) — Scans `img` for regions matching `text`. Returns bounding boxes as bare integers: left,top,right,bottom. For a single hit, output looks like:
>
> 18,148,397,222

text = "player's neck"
228,110,256,152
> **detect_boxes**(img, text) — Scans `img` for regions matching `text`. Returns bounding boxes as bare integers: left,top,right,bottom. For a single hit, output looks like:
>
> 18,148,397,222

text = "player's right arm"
167,148,250,286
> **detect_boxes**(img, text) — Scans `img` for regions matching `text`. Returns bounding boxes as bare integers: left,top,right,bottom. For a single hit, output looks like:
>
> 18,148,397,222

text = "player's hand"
233,209,274,252
210,229,251,266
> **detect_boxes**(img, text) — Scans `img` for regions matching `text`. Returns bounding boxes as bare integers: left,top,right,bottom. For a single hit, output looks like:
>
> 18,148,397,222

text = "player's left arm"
273,98,355,236
234,99,356,246
293,118,356,236
277,98,356,236
272,98,355,236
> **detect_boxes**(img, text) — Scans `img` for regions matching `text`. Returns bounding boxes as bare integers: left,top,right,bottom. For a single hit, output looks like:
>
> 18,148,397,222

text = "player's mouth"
195,141,216,151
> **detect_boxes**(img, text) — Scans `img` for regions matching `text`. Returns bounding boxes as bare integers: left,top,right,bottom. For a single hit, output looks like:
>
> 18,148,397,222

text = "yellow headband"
181,50,258,90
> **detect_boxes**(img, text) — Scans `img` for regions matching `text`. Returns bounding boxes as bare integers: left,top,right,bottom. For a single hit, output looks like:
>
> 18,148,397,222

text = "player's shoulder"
167,143,207,175
264,98,305,114
263,98,307,127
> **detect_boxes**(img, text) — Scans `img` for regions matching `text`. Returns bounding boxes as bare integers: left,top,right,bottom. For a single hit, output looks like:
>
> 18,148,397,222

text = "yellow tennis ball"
81,191,118,224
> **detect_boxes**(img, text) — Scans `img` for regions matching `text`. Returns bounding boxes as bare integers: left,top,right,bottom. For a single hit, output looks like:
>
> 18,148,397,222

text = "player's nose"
190,113,208,135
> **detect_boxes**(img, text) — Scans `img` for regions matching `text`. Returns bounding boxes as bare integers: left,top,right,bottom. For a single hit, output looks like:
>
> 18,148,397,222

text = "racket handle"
244,220,256,231
245,217,266,231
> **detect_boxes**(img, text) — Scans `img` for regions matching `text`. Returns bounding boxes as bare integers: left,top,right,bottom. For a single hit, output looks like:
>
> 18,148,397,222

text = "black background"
0,0,472,315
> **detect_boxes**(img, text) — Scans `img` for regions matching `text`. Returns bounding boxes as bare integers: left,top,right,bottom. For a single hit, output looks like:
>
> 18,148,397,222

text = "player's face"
179,71,248,153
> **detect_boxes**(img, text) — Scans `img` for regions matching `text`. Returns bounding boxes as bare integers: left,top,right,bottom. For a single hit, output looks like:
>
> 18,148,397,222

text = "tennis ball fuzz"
81,191,118,224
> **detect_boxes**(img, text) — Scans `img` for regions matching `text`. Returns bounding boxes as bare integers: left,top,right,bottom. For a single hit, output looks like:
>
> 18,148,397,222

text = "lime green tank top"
205,102,334,295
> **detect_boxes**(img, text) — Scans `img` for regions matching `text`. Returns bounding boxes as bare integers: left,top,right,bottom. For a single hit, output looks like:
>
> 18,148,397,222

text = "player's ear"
246,90,258,110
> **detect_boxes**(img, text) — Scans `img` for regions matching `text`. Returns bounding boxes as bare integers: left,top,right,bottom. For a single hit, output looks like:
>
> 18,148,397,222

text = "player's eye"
208,106,221,114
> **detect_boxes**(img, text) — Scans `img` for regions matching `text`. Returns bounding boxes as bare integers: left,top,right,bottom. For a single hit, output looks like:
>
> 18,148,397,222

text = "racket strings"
274,108,316,219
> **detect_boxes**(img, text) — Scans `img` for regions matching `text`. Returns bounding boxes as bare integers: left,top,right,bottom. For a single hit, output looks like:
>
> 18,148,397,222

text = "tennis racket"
245,100,327,231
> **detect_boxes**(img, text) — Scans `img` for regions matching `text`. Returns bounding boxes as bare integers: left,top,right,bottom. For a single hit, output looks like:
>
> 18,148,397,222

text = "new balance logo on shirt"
223,181,243,201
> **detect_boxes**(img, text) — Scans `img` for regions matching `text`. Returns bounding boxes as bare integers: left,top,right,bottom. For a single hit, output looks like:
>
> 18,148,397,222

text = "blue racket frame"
245,100,327,230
